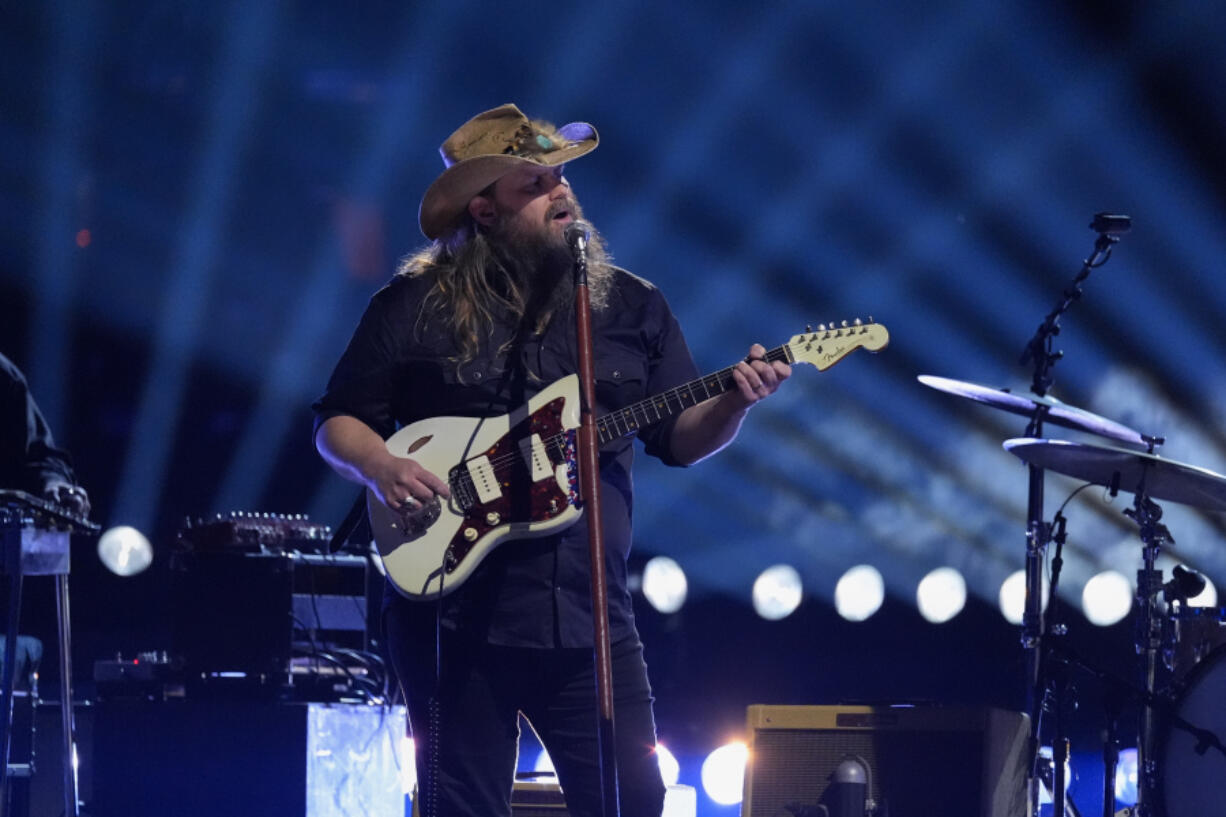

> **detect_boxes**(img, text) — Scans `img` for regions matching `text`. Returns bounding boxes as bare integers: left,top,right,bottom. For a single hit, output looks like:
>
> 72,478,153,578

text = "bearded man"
313,104,789,817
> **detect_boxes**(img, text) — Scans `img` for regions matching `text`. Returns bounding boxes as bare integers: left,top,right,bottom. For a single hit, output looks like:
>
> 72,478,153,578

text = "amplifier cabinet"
172,550,369,690
92,700,406,817
742,704,1028,817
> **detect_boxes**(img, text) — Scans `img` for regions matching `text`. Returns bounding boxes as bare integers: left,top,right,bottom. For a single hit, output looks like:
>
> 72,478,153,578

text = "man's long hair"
396,215,614,368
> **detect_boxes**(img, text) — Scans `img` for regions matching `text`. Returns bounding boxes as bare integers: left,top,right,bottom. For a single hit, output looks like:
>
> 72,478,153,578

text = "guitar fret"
571,336,879,445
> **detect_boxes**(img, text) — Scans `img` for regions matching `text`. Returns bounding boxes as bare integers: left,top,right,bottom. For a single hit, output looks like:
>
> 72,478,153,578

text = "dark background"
6,0,1226,812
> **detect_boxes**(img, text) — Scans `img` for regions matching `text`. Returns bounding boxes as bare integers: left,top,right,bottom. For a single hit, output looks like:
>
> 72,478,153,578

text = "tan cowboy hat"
418,103,599,240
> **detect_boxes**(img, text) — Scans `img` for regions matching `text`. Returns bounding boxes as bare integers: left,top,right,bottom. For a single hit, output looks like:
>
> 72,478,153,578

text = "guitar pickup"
517,434,553,483
466,455,500,504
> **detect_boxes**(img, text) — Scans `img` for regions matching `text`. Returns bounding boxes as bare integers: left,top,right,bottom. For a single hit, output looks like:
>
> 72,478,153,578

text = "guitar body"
369,374,583,600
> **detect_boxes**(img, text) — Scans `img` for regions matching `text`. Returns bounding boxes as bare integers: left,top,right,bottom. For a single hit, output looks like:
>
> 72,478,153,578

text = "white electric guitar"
369,320,889,599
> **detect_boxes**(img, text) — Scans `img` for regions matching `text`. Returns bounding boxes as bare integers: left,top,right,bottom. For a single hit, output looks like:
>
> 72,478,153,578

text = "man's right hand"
365,450,451,512
317,415,452,512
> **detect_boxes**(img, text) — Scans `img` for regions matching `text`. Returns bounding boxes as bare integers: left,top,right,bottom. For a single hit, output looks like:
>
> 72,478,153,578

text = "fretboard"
594,343,794,443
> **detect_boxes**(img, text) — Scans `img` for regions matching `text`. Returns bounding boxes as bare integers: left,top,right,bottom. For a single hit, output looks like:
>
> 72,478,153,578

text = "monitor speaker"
742,704,1028,817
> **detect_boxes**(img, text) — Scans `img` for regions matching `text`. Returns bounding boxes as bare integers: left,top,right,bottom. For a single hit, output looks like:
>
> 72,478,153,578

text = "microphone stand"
1017,213,1129,817
569,223,620,817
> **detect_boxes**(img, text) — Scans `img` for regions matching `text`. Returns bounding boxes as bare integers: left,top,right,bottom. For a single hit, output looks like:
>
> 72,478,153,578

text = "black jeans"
385,606,667,817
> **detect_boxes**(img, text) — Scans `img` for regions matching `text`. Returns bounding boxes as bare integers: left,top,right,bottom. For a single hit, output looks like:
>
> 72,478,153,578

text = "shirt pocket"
594,353,648,415
405,358,506,421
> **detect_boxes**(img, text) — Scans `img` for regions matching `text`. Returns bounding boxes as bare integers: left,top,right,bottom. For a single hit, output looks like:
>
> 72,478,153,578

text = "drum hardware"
1165,604,1226,680
918,382,1154,817
1004,438,1226,815
921,211,1138,817
1036,637,1226,817
1160,569,1208,678
1124,491,1172,814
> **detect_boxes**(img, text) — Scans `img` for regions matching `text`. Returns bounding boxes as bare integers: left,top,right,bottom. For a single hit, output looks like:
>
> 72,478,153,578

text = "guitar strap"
326,489,369,554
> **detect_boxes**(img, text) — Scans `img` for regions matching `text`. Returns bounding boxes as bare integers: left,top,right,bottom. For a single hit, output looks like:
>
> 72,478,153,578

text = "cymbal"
1003,438,1226,513
918,374,1148,446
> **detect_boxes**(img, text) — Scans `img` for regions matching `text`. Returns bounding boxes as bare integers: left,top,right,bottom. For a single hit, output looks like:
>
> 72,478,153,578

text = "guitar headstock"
786,319,889,370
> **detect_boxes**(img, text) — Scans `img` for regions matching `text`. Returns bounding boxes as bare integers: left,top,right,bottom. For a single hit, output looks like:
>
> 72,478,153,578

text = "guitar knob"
486,512,501,525
463,527,478,542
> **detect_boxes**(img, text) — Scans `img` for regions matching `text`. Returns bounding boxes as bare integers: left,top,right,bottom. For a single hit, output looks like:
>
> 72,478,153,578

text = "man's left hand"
43,479,91,517
730,343,791,408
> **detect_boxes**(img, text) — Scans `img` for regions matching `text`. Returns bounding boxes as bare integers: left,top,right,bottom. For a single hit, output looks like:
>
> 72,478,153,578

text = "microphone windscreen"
565,220,591,250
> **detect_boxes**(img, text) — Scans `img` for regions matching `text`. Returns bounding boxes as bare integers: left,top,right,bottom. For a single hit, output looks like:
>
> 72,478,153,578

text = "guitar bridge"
449,467,477,511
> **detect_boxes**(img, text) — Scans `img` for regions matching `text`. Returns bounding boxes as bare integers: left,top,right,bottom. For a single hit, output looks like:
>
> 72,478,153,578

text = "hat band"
506,123,565,159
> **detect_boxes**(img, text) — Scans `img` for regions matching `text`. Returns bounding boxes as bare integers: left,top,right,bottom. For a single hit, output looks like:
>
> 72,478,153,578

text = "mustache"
546,197,581,221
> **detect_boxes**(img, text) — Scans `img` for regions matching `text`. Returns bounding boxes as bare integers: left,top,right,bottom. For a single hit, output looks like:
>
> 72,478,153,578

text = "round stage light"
700,742,747,806
752,564,803,620
97,525,153,576
1114,747,1138,805
642,556,688,614
1188,576,1218,607
916,567,967,623
1082,571,1132,626
655,743,680,787
835,565,884,621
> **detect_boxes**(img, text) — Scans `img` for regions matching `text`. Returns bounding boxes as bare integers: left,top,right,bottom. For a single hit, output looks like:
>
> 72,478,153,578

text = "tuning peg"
853,318,862,327
841,320,848,328
817,323,826,332
805,323,813,332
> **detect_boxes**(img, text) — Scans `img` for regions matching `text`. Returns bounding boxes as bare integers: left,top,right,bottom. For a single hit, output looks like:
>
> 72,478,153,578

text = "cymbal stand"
1045,512,1076,815
1122,485,1172,816
1018,215,1127,817
1101,685,1124,817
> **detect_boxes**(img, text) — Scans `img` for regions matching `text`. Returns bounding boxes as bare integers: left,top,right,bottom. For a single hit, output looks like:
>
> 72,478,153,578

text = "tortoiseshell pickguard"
444,396,578,571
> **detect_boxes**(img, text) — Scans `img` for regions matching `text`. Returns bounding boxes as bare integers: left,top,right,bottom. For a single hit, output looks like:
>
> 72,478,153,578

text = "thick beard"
487,199,594,327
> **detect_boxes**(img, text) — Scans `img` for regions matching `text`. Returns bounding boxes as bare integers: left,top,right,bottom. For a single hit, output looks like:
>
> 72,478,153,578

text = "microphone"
1090,212,1131,236
831,756,870,817
564,220,590,258
1165,564,1206,603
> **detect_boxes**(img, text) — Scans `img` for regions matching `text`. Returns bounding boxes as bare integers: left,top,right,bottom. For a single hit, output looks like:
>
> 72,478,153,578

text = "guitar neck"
595,344,794,444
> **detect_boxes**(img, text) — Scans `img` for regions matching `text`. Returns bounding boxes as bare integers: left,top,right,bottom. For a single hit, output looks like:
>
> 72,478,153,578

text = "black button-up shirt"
313,267,698,648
